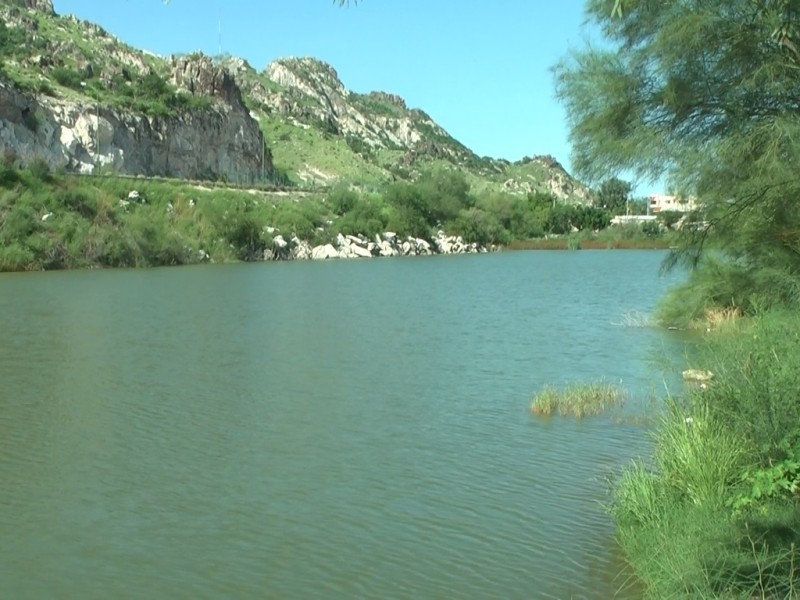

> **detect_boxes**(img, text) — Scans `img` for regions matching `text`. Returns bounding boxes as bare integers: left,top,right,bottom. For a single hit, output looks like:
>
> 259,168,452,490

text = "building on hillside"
648,194,698,213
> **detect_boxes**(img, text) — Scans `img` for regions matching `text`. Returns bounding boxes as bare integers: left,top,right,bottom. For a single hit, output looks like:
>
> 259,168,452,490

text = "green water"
0,251,686,599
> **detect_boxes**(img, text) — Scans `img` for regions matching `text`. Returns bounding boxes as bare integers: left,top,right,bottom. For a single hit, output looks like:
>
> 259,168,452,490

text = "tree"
595,177,631,214
555,0,800,315
415,167,474,226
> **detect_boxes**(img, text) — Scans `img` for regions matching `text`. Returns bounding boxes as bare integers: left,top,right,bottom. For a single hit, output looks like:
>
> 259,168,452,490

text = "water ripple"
0,252,684,599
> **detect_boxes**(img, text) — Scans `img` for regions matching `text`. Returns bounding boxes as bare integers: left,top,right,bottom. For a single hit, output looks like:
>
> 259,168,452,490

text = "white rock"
350,244,372,258
41,212,53,221
311,244,339,260
379,240,397,256
682,369,714,382
292,241,312,260
347,234,366,246
273,235,288,249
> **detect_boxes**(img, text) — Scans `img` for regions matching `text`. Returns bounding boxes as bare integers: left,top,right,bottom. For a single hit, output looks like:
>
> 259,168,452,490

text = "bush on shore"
612,311,800,598
0,162,673,272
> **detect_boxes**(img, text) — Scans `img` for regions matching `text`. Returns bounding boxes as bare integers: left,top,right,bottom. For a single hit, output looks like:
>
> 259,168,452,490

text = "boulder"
682,369,714,382
349,244,372,258
311,244,339,260
379,240,397,257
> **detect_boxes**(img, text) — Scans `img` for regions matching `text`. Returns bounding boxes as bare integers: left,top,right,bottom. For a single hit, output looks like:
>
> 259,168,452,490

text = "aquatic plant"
530,380,625,418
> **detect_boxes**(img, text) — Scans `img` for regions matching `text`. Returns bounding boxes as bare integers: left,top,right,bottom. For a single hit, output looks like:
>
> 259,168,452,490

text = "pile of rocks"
264,230,488,261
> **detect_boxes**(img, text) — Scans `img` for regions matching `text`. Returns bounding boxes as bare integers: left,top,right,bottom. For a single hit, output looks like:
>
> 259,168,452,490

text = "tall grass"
612,313,800,598
530,380,625,418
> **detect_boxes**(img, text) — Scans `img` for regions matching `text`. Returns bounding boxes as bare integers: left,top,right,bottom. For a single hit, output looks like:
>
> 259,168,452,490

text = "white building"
610,215,658,226
648,194,698,213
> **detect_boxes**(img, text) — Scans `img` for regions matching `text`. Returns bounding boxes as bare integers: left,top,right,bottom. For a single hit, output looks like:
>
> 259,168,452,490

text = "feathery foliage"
556,0,800,318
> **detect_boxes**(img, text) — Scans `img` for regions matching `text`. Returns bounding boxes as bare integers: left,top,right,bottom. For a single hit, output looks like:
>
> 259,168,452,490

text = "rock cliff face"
0,79,267,182
0,5,270,182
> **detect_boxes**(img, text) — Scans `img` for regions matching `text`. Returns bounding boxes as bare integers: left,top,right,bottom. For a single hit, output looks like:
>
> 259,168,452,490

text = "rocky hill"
0,0,590,201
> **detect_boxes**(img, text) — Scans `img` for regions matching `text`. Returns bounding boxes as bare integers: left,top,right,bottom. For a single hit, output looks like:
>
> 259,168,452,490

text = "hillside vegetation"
0,159,665,272
0,1,589,200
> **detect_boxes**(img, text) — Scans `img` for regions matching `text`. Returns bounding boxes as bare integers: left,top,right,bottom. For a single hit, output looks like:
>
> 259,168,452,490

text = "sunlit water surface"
0,251,687,599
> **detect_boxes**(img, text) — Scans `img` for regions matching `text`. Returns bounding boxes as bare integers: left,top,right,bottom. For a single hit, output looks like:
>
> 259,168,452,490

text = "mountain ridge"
0,0,590,202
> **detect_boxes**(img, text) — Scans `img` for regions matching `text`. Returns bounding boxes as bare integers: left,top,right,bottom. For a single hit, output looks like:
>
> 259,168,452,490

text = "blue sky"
51,0,660,196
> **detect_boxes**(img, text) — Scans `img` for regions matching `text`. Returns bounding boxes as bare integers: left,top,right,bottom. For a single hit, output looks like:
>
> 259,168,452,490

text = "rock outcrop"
171,54,246,110
0,79,269,182
0,3,270,182
264,230,489,262
220,56,591,201
19,0,54,14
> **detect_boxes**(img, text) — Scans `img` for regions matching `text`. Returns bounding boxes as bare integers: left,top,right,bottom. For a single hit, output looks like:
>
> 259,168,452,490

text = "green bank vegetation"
612,313,800,598
0,158,675,272
555,0,800,596
0,158,332,270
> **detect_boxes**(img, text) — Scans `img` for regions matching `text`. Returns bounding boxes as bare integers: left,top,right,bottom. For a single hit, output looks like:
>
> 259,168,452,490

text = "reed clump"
530,381,626,418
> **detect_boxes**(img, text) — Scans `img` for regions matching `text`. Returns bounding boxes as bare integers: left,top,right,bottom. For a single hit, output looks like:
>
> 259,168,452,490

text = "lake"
0,250,686,599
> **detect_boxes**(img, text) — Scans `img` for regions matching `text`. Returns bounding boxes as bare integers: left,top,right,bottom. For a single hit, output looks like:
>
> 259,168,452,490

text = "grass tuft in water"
530,381,626,418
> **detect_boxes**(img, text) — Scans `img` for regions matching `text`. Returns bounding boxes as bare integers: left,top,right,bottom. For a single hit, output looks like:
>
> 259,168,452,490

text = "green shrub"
327,186,359,216
26,158,53,183
56,188,97,219
0,21,27,58
450,207,508,245
270,201,327,241
641,220,662,237
0,242,34,271
50,67,84,90
385,204,430,238
333,196,388,238
658,210,684,229
658,256,800,328
222,214,266,261
0,164,21,188
654,403,751,508
690,312,800,459
22,109,40,132
415,168,474,225
0,204,38,244
612,313,800,598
